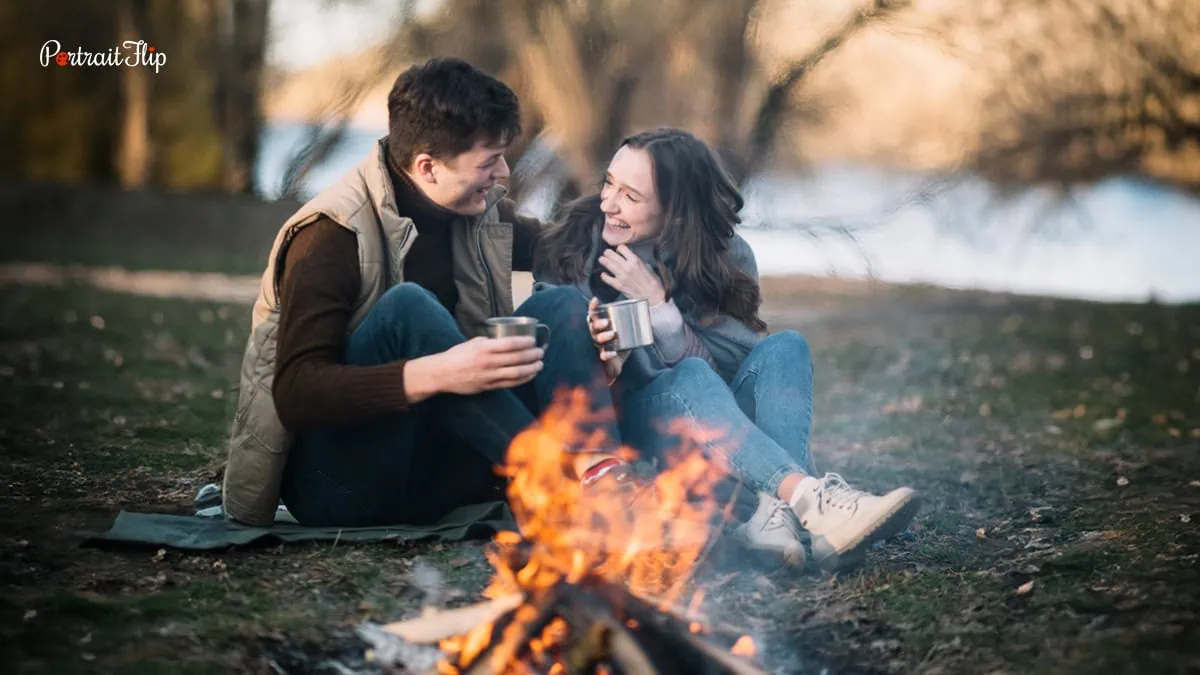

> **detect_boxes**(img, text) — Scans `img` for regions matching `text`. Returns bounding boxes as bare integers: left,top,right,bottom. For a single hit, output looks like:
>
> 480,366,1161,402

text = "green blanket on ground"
83,501,516,550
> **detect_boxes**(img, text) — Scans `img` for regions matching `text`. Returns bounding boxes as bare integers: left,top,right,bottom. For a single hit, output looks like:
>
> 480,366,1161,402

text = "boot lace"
816,473,867,513
759,495,799,534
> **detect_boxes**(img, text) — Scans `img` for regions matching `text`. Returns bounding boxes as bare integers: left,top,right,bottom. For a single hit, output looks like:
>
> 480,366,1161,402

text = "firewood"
459,584,568,675
596,581,768,675
555,587,659,675
675,629,768,675
381,594,524,644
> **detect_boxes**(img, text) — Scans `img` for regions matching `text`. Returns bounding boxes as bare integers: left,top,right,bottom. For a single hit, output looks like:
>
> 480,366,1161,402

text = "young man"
222,58,624,528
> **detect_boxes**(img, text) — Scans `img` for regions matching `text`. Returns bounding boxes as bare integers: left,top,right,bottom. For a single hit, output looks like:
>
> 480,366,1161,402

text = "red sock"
580,458,625,485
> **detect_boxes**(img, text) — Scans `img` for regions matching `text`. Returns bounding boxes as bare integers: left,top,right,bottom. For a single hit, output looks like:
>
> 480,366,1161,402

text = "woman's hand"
587,297,629,383
597,245,666,306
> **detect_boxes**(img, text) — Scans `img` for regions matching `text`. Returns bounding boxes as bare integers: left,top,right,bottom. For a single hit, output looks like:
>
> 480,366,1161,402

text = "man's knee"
375,282,447,322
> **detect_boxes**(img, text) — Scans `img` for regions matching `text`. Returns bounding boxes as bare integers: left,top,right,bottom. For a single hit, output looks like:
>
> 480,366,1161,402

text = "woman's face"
599,145,663,247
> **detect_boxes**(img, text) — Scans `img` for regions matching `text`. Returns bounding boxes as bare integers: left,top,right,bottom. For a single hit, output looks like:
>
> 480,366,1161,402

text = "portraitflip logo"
40,39,167,74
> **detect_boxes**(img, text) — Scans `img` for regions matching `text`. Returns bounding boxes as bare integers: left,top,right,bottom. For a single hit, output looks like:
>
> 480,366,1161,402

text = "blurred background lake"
258,122,1200,303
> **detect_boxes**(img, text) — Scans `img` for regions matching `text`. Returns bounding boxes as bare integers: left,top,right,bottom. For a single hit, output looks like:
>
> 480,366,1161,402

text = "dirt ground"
1,271,1197,674
0,184,1198,674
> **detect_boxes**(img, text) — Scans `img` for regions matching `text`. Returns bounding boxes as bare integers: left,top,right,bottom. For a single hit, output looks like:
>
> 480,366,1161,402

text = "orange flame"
489,388,730,602
439,387,754,673
731,635,758,658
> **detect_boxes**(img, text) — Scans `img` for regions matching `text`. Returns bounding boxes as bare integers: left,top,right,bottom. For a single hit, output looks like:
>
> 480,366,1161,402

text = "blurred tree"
278,0,420,200
932,0,1200,197
0,1,122,184
215,0,271,194
395,0,911,203
117,0,152,188
0,0,270,194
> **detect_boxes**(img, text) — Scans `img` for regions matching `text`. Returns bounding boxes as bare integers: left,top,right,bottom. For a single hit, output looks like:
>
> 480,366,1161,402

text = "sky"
267,0,439,71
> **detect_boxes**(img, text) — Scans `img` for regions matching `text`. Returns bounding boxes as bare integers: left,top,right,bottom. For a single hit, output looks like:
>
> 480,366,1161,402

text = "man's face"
412,138,511,216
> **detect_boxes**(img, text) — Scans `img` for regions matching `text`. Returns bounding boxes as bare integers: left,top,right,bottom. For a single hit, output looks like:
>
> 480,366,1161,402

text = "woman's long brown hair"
535,128,766,332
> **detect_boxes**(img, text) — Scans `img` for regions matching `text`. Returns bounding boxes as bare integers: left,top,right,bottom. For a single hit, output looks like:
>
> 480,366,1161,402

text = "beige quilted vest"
222,138,514,526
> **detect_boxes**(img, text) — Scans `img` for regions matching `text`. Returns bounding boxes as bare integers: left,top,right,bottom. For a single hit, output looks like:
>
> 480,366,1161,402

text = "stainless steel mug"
485,316,550,346
592,298,654,353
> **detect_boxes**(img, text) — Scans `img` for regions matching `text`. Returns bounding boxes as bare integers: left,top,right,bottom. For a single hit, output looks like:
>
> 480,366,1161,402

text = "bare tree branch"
277,0,419,200
735,0,912,182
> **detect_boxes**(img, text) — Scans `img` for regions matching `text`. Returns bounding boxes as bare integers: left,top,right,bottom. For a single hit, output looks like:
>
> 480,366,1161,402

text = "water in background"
257,123,1200,303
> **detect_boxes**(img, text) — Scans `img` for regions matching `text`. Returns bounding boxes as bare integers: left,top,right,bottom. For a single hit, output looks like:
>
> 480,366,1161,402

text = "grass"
2,254,1199,672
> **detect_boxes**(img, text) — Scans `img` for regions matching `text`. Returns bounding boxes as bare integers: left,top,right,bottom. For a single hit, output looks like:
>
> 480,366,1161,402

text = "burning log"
381,595,525,644
373,391,771,674
382,574,767,675
553,578,765,675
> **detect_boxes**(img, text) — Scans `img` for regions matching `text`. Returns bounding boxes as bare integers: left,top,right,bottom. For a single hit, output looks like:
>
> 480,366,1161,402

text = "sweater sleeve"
648,298,715,366
271,218,411,429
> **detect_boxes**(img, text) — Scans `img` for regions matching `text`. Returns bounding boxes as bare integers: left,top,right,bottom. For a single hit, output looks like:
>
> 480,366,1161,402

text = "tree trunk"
218,0,269,195
710,0,759,183
117,0,151,189
737,0,909,184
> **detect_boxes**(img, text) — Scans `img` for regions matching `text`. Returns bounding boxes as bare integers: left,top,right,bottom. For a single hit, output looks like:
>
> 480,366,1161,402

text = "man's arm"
501,198,546,272
272,219,437,429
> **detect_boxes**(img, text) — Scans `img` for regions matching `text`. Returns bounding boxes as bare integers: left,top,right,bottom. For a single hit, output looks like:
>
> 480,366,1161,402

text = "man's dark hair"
386,58,521,170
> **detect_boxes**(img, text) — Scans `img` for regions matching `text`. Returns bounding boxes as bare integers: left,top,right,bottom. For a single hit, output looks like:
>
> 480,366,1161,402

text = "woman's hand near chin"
596,245,666,305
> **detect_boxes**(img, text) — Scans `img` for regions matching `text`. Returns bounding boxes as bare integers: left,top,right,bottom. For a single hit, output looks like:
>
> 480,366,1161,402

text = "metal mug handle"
536,323,551,347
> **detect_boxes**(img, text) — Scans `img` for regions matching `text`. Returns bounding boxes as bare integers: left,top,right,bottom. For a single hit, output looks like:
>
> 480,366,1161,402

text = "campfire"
370,388,768,675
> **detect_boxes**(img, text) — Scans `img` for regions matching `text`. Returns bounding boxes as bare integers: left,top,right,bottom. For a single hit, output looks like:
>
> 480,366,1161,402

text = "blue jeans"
280,283,615,527
616,331,817,494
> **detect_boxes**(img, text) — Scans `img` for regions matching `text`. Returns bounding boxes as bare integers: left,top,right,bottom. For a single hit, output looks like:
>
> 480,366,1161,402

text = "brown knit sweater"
271,177,542,430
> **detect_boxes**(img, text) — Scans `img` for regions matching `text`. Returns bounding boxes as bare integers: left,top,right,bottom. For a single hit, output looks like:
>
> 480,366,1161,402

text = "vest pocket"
225,383,291,526
245,383,288,453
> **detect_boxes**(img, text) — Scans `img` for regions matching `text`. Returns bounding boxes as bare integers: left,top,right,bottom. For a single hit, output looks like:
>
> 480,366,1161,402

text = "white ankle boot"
732,493,807,569
788,473,920,572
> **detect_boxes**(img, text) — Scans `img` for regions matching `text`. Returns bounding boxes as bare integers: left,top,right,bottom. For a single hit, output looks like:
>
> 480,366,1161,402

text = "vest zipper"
476,224,500,318
474,188,507,319
389,227,414,288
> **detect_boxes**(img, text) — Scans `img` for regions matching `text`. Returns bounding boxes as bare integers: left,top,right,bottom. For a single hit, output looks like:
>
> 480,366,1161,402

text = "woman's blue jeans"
616,330,818,495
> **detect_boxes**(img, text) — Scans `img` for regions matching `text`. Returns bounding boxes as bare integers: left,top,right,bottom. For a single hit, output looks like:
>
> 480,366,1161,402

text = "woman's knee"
517,285,589,329
664,357,725,388
756,329,811,365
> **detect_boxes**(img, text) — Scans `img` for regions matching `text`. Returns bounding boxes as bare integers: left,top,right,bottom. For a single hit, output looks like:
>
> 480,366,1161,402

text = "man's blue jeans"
615,330,818,495
280,284,614,527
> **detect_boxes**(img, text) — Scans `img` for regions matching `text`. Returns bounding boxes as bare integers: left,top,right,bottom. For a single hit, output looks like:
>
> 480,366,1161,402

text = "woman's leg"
617,358,805,495
616,357,807,566
513,285,618,420
728,330,818,476
622,348,920,572
515,286,626,477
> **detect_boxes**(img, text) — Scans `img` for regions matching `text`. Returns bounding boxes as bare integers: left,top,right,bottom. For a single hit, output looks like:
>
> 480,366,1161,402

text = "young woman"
534,128,920,572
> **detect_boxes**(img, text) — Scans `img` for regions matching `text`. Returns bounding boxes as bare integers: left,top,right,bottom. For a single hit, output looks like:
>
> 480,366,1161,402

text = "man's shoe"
732,493,807,569
788,473,920,572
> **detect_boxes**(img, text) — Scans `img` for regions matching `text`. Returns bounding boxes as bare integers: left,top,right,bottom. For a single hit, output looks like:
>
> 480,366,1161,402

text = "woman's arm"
649,298,715,366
